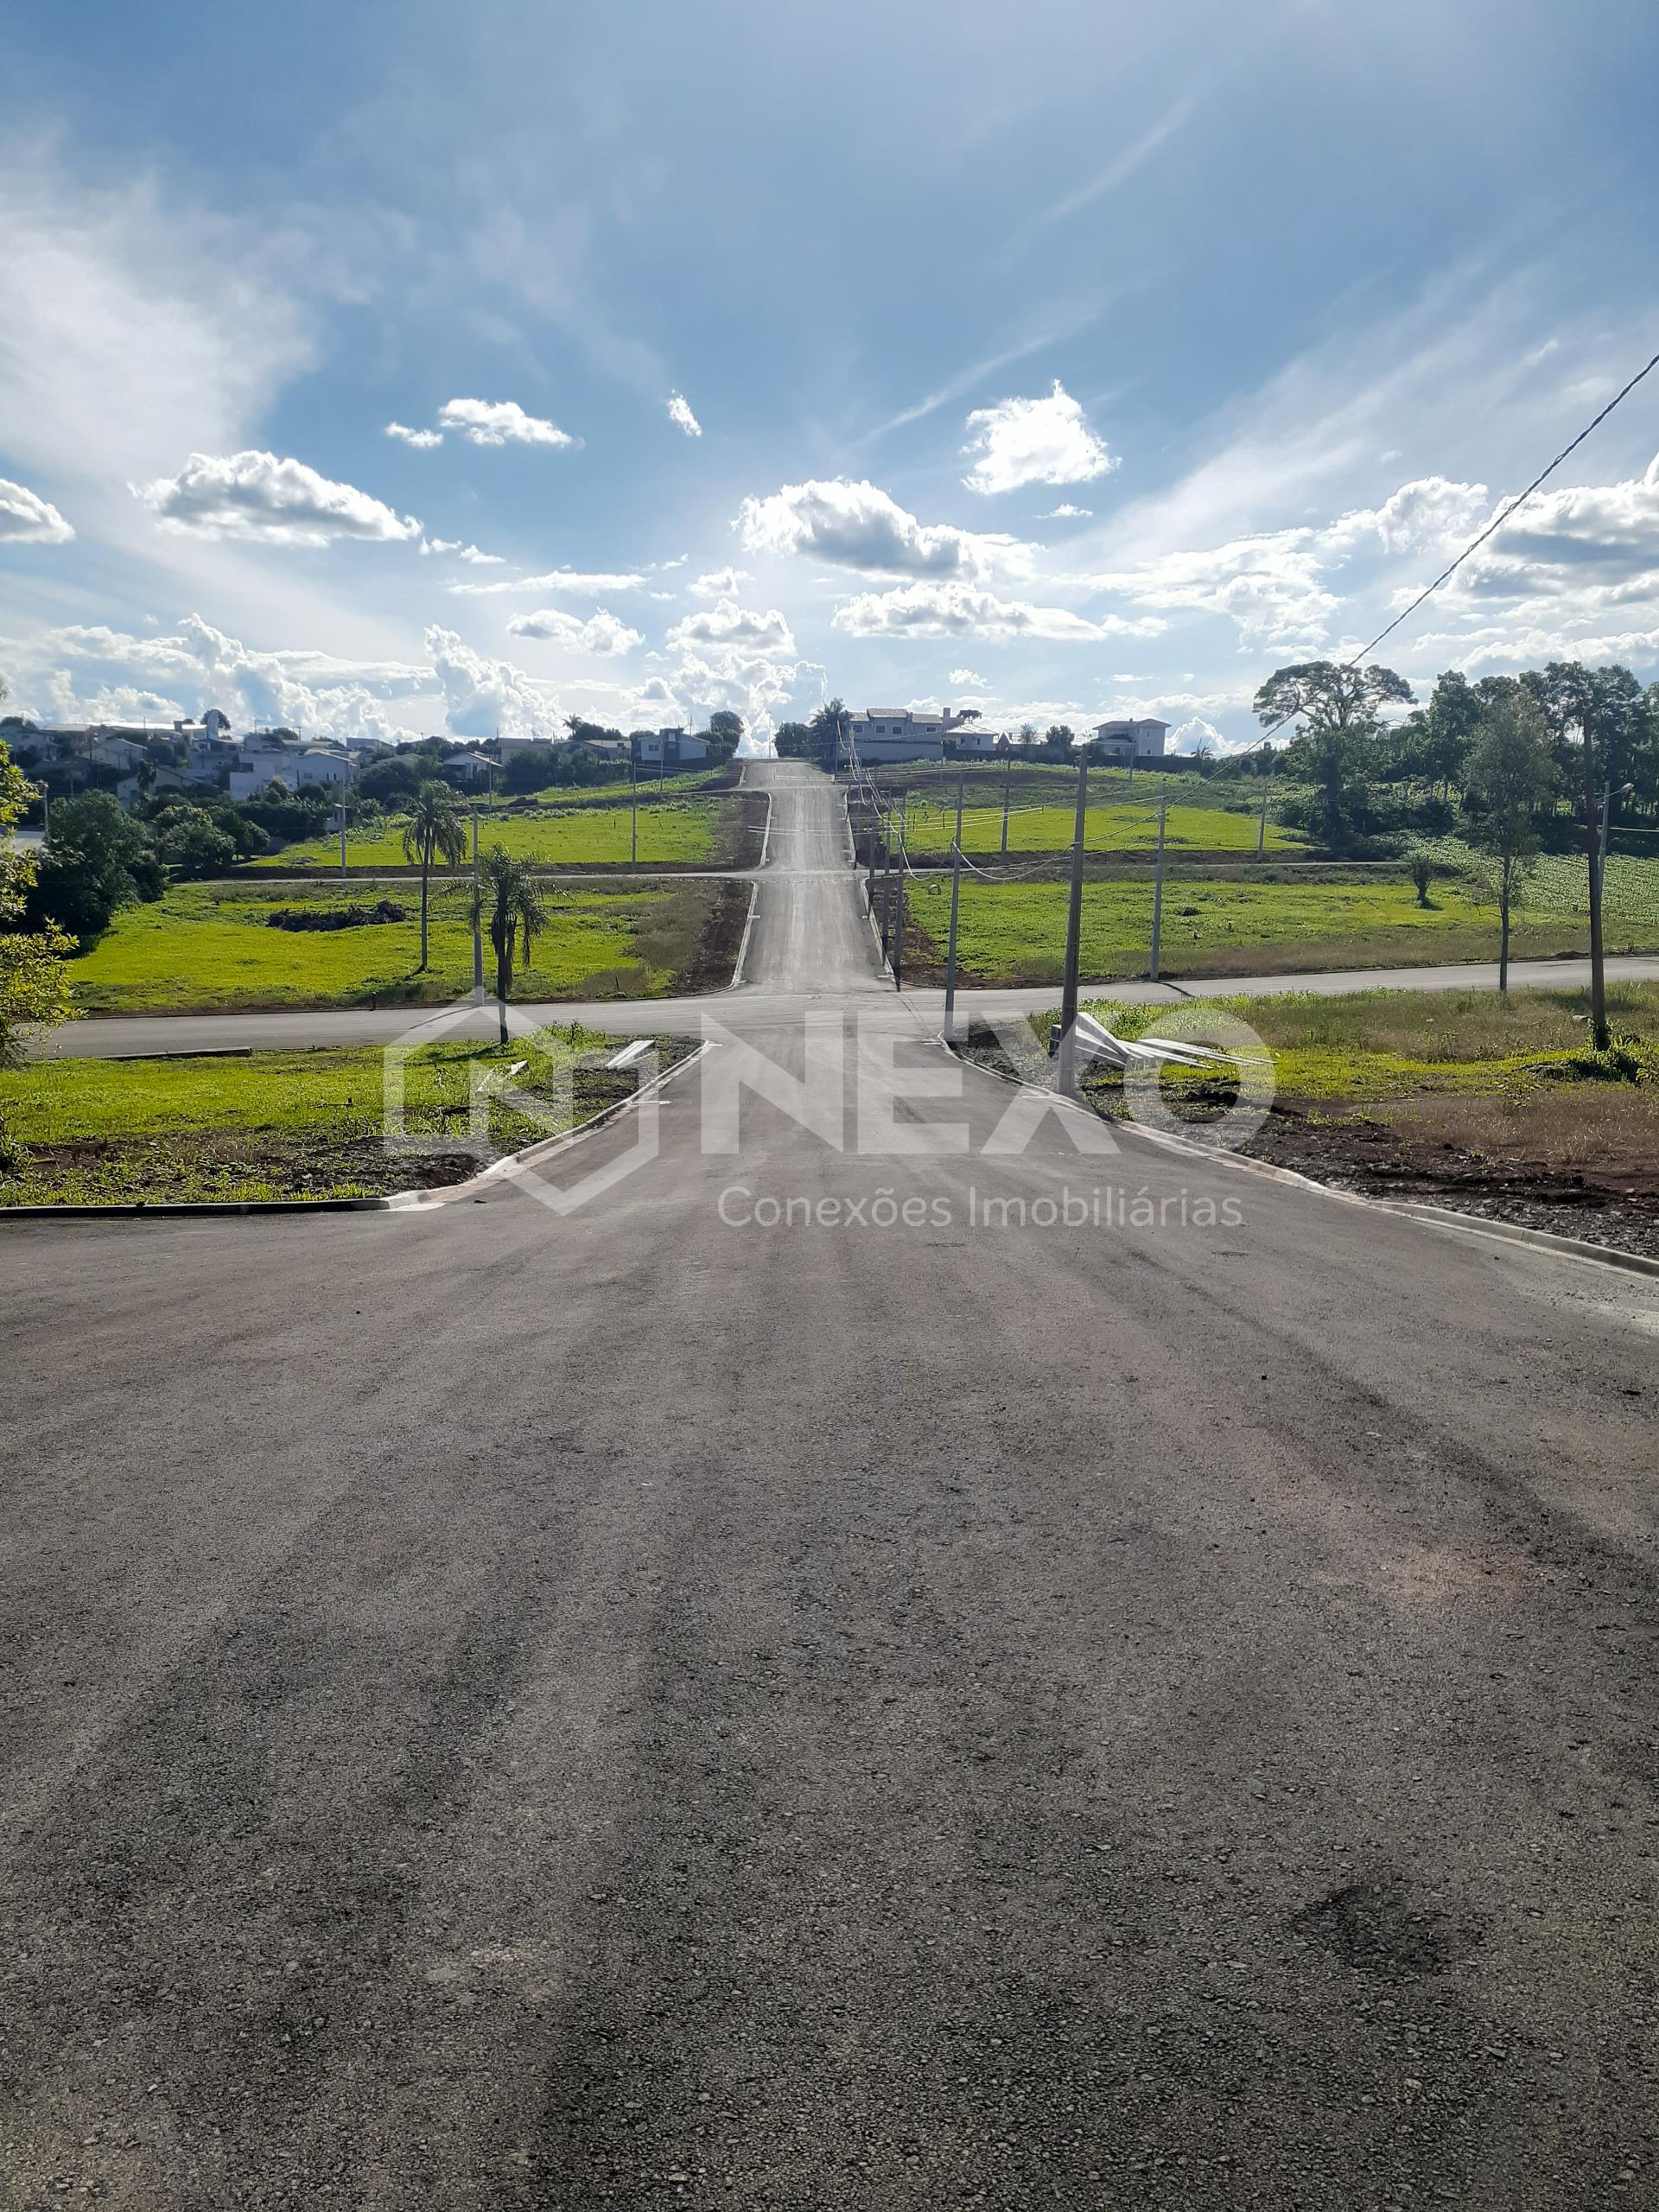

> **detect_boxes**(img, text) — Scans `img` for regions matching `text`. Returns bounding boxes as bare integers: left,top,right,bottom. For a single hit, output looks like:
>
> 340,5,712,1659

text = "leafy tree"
474,847,549,1042
358,753,425,807
1254,661,1413,848
1404,846,1435,906
1041,723,1076,758
401,781,469,970
28,791,163,940
772,721,816,760
1465,690,1557,992
566,715,625,747
0,731,76,1084
1417,671,1482,798
807,698,848,769
707,709,744,748
152,803,238,878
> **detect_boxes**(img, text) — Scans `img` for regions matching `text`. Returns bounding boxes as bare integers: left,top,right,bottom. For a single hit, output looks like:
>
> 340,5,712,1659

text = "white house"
1091,717,1169,764
839,708,976,768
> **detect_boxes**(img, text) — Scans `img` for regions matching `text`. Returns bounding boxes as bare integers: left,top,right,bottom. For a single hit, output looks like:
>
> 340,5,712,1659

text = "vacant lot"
251,795,725,870
906,863,1659,984
1077,982,1659,1260
898,794,1301,858
0,1031,677,1205
62,877,744,1014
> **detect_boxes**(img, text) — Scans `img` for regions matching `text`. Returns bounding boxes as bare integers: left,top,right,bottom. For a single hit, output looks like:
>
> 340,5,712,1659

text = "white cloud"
667,391,702,437
386,421,443,449
831,581,1163,641
666,599,796,654
133,450,422,547
506,607,644,655
4,615,434,742
425,625,556,739
1166,715,1230,756
437,397,577,448
737,476,1028,580
421,537,505,564
949,667,986,686
962,382,1117,496
1040,503,1092,519
0,477,74,544
448,565,649,597
690,566,751,598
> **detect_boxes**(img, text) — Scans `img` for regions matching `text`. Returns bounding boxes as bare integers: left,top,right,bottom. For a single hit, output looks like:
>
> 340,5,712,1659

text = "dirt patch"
1244,1095,1659,1262
673,878,751,992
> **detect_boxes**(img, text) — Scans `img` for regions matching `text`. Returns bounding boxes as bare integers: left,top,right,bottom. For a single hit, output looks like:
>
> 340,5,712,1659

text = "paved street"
3,762,1657,2208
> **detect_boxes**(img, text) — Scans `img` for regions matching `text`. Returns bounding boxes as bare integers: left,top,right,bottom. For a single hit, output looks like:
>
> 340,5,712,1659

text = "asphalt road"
3,760,1657,2209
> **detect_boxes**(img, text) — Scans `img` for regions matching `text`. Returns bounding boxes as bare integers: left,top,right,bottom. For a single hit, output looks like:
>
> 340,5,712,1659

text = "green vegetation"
0,729,75,1096
908,861,1659,987
899,793,1301,857
249,795,723,870
1078,981,1659,1105
60,877,733,1013
0,1030,671,1205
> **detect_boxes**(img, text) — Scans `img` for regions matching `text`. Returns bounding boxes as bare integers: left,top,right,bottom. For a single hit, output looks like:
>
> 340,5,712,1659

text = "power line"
1251,341,1659,748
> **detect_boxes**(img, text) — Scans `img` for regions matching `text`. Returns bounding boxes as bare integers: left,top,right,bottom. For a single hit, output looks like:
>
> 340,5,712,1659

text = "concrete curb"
944,1039,1659,1284
729,882,760,989
0,1040,705,1226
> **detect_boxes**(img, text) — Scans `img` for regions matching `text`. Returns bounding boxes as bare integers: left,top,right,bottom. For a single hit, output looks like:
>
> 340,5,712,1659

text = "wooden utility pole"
630,759,639,871
1582,721,1608,1050
1148,784,1169,982
1001,753,1012,855
470,801,484,1003
1057,754,1089,1096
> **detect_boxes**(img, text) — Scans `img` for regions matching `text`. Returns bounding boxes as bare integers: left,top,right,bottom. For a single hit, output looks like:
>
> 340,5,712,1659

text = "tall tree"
1465,691,1557,992
0,728,76,1084
1419,670,1482,798
474,846,548,1043
26,791,163,942
1253,661,1413,847
401,780,468,971
807,698,848,770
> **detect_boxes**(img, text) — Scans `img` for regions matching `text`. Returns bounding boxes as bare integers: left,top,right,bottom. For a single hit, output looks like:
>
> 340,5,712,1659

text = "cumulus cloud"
425,625,556,739
962,382,1116,496
831,581,1162,642
505,607,644,655
421,537,505,564
690,566,750,598
0,477,74,544
437,397,577,448
667,391,702,437
736,476,1028,581
1166,715,1230,756
133,450,422,547
1040,503,1092,519
385,421,443,449
5,615,432,742
1445,453,1659,605
666,599,796,654
949,666,987,685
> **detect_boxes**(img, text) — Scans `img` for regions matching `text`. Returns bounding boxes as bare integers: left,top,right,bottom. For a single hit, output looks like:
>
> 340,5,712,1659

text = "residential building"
837,708,976,768
1091,717,1169,765
632,728,707,767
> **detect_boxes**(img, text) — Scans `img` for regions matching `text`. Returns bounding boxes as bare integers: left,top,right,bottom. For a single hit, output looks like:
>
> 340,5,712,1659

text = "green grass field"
0,1031,667,1205
909,864,1659,986
897,794,1301,857
251,795,723,870
1077,981,1659,1104
61,878,732,1014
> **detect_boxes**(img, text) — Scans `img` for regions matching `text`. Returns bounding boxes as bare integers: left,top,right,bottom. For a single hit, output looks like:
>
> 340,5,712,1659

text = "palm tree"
401,780,467,971
474,846,549,1042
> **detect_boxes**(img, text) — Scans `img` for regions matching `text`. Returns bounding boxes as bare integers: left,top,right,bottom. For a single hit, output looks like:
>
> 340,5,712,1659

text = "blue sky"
3,0,1659,753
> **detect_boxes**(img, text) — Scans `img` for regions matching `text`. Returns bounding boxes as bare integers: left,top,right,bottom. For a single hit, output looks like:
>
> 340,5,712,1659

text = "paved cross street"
3,762,1656,2206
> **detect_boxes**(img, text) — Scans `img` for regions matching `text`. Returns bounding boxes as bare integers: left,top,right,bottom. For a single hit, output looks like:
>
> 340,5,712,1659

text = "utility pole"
1001,753,1012,856
340,802,347,877
879,810,895,966
471,799,484,1005
865,778,880,911
1148,784,1169,982
1255,756,1271,858
630,758,639,870
1581,721,1608,1050
1056,753,1089,1096
943,772,965,1042
893,823,907,992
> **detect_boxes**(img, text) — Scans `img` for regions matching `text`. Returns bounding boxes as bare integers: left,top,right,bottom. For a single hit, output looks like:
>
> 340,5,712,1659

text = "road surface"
3,760,1656,2208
